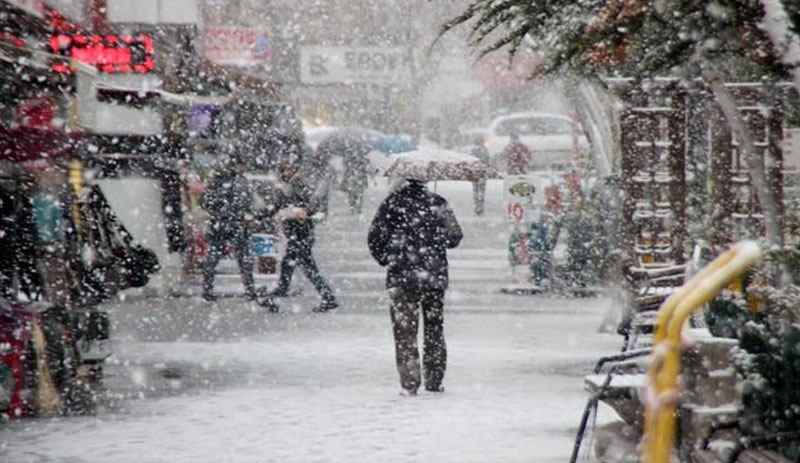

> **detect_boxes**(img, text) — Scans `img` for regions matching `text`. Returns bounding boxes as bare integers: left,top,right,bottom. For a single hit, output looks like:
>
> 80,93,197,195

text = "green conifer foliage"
734,317,800,459
439,0,799,81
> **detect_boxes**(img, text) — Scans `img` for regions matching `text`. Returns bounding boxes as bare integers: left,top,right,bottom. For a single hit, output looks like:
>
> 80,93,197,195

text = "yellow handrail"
68,160,83,232
642,240,763,463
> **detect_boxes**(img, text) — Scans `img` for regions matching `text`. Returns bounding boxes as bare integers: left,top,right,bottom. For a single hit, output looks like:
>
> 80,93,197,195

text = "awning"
155,89,233,106
91,81,234,107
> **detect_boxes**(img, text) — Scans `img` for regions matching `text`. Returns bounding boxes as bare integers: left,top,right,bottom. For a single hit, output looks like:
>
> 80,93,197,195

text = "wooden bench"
584,372,646,428
621,264,686,350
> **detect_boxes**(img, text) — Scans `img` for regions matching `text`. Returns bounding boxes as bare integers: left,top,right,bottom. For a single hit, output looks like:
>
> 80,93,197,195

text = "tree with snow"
440,0,799,279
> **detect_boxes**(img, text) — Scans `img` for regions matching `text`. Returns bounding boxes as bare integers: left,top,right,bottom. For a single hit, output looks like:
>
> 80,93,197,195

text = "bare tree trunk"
703,71,785,285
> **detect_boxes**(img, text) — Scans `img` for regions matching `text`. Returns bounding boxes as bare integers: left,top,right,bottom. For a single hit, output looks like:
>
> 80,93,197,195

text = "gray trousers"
389,287,446,393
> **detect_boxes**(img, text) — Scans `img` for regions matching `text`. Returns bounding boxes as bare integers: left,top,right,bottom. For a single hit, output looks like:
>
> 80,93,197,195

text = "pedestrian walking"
504,132,532,175
301,143,335,218
200,156,256,302
265,158,338,313
367,179,463,396
470,135,490,215
340,147,370,215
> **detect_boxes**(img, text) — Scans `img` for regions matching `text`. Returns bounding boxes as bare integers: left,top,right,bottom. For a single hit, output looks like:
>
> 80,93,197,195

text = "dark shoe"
259,296,280,313
202,292,217,302
425,385,445,393
245,291,258,301
313,299,339,313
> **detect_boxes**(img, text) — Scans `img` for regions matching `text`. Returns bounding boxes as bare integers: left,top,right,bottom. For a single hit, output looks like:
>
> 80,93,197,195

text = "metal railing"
642,240,763,463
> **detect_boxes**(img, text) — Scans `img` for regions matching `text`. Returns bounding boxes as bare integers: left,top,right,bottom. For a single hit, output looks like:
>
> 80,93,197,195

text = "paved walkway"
1,180,623,463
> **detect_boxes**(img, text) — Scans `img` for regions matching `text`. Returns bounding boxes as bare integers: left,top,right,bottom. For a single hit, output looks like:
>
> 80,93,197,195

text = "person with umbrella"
367,178,463,396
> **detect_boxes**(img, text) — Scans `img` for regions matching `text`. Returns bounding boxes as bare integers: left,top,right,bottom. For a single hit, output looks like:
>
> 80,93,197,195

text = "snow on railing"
641,241,763,463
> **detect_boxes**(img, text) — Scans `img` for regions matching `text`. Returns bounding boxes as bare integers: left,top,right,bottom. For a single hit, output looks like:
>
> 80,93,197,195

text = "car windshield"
495,116,573,136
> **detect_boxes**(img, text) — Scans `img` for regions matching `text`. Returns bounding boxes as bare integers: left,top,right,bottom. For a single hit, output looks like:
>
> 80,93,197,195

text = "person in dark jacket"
264,160,338,312
469,135,490,215
367,179,463,396
340,146,371,215
301,143,334,218
200,157,256,302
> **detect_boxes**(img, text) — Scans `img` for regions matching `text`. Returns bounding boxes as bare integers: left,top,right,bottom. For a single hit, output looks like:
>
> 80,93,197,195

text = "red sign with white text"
49,34,155,73
204,27,270,65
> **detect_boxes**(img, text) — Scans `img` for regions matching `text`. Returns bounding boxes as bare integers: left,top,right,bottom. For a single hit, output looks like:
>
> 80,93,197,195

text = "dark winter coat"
368,181,463,290
200,171,253,233
264,175,320,242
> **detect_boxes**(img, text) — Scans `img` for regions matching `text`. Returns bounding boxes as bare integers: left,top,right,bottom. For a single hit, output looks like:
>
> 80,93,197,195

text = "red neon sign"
49,34,155,73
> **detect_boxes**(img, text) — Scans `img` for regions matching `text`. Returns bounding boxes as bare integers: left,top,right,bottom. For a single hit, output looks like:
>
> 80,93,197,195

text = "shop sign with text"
204,27,270,66
300,46,413,85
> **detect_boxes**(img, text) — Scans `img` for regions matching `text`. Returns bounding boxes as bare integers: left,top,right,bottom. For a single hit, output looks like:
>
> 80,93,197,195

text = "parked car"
485,111,589,172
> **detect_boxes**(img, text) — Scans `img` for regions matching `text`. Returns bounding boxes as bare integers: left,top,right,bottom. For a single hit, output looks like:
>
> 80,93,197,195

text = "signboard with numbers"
503,174,540,225
299,45,413,85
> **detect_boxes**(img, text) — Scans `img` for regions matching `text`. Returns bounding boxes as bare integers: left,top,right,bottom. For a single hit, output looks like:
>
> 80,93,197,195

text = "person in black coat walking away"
200,156,256,302
367,179,463,396
264,159,338,313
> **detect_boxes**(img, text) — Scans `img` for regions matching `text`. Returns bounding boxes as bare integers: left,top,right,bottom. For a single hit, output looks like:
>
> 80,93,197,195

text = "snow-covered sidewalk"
1,180,623,463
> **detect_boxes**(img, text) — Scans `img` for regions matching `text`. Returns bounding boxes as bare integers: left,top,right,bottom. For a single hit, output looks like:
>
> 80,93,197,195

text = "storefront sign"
204,27,270,65
49,34,155,73
299,46,413,85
